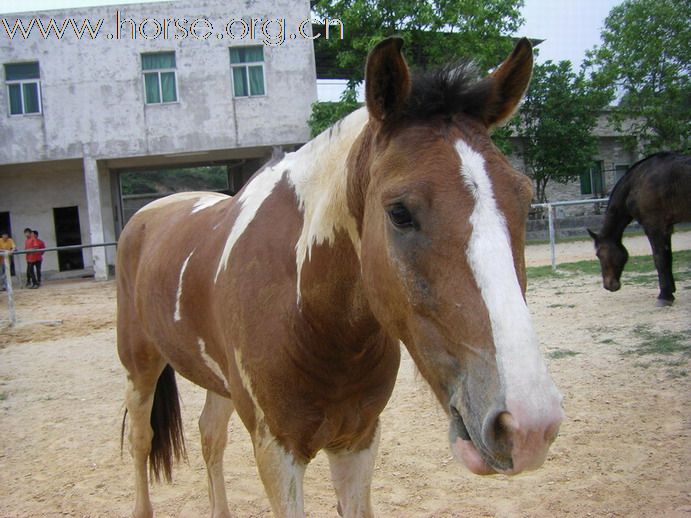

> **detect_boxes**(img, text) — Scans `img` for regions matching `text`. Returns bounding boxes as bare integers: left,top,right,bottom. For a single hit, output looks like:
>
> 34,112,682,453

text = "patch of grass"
626,325,691,357
547,303,575,308
599,338,616,344
0,392,6,401
548,349,581,359
527,249,691,281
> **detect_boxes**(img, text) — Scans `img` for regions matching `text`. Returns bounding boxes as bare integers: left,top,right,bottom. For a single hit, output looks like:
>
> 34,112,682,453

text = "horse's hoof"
655,298,674,307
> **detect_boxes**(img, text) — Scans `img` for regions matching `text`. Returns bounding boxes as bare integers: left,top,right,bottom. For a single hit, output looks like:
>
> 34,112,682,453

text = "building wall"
1,167,90,272
0,0,316,164
0,0,317,278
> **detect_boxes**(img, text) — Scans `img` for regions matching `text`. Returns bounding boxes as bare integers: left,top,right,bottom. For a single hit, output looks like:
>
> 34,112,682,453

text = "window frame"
230,46,266,98
141,52,178,105
5,62,42,116
579,161,604,196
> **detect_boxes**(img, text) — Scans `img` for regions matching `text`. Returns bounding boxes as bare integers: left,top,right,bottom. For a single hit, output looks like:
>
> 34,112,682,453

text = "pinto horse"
588,152,691,306
117,37,563,518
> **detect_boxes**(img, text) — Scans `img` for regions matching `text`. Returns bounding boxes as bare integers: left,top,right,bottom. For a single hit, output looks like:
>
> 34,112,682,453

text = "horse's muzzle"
604,277,621,291
449,399,563,476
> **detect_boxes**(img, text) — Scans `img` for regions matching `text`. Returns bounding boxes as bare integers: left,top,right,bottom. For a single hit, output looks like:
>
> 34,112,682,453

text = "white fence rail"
1,242,117,327
530,198,609,271
2,198,611,326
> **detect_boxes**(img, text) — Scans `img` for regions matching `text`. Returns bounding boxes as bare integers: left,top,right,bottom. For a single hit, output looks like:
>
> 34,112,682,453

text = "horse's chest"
257,336,400,457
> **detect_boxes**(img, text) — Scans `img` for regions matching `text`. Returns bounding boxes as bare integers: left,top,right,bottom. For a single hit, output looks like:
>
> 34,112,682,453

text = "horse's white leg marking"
173,250,195,322
289,108,368,303
455,139,558,415
253,428,307,518
215,165,285,283
124,378,155,518
199,390,235,518
326,423,380,518
191,193,229,213
198,338,230,393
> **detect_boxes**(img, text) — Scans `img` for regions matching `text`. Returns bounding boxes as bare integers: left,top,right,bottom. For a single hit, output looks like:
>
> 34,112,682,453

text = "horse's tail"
149,364,187,482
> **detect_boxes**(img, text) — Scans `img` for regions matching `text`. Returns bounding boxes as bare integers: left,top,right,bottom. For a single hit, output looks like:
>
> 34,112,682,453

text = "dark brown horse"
117,37,563,518
588,152,691,306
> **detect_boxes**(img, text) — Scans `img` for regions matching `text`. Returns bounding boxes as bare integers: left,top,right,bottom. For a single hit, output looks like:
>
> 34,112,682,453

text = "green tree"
309,0,526,134
307,87,360,138
313,0,525,80
514,61,608,203
586,0,690,153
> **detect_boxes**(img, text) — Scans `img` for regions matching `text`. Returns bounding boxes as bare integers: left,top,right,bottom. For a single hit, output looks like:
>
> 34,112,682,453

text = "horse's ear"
481,37,533,128
365,37,411,122
587,228,599,241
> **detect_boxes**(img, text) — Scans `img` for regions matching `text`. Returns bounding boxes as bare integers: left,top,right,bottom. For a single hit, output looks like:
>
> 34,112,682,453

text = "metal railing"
530,198,609,271
1,242,117,327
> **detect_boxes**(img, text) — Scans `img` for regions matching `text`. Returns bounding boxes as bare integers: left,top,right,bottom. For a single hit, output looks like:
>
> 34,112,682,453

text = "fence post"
547,204,557,272
2,252,16,327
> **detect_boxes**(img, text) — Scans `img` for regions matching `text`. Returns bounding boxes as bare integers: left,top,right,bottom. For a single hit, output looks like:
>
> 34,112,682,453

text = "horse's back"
628,152,691,225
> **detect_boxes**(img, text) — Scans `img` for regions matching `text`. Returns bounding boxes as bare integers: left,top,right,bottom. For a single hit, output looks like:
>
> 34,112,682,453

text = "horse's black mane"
400,62,491,123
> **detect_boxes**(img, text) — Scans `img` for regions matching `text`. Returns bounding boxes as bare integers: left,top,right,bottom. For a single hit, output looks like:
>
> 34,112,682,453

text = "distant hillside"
120,166,228,196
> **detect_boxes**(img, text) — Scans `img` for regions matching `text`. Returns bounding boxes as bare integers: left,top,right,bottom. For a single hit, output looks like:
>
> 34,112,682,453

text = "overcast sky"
0,0,624,68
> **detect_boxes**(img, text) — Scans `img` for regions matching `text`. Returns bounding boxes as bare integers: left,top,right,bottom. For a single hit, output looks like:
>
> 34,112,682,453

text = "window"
5,62,41,115
230,46,265,97
579,161,604,195
142,52,177,104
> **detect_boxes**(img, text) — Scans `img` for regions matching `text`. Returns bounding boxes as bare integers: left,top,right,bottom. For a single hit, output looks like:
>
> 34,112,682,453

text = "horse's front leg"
326,423,380,518
253,427,307,518
646,227,675,306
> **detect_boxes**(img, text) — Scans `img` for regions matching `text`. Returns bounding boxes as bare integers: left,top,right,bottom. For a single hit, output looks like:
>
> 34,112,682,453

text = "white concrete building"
0,0,317,280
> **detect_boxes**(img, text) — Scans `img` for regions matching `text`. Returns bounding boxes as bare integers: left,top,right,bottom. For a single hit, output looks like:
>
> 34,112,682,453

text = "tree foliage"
514,61,608,203
313,0,525,80
307,87,360,138
585,0,690,153
308,0,525,135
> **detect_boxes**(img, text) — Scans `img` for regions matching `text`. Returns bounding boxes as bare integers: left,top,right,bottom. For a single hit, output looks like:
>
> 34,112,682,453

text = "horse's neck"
601,176,634,241
286,108,383,348
288,108,369,287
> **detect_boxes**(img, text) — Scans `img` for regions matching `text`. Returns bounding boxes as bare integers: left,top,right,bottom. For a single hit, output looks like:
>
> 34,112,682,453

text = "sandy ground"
0,236,690,517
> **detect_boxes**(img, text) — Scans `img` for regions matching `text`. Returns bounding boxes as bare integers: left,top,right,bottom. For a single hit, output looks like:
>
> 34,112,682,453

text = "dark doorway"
53,206,84,271
0,211,16,275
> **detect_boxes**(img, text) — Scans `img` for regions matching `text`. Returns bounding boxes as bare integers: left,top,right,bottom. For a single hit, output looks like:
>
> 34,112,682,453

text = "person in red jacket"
31,230,46,287
24,228,41,289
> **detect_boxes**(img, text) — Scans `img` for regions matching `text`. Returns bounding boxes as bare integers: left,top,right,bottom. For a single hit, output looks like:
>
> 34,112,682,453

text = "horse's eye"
387,203,415,229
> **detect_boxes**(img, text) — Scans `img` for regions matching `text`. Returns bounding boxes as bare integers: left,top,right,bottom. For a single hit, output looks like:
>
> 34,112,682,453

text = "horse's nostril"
484,410,515,460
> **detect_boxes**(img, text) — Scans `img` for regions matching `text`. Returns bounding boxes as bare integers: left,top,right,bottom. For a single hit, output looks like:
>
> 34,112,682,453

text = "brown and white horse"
117,37,563,518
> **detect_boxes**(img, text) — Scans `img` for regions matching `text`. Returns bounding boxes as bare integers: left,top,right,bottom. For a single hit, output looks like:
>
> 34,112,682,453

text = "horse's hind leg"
123,362,165,518
326,423,380,518
199,390,234,518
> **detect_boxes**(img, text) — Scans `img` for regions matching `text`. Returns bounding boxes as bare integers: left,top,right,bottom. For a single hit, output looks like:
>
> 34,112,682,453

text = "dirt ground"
1,235,689,517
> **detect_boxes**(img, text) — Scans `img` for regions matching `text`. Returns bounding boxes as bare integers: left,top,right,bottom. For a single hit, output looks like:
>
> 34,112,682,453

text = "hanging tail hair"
148,364,187,482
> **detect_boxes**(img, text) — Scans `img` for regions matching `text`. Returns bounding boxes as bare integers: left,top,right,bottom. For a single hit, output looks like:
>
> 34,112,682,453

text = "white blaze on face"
455,139,558,420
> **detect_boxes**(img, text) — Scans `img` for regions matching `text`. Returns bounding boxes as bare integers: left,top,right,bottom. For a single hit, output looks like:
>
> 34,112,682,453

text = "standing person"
31,230,46,287
24,228,39,289
0,231,17,290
